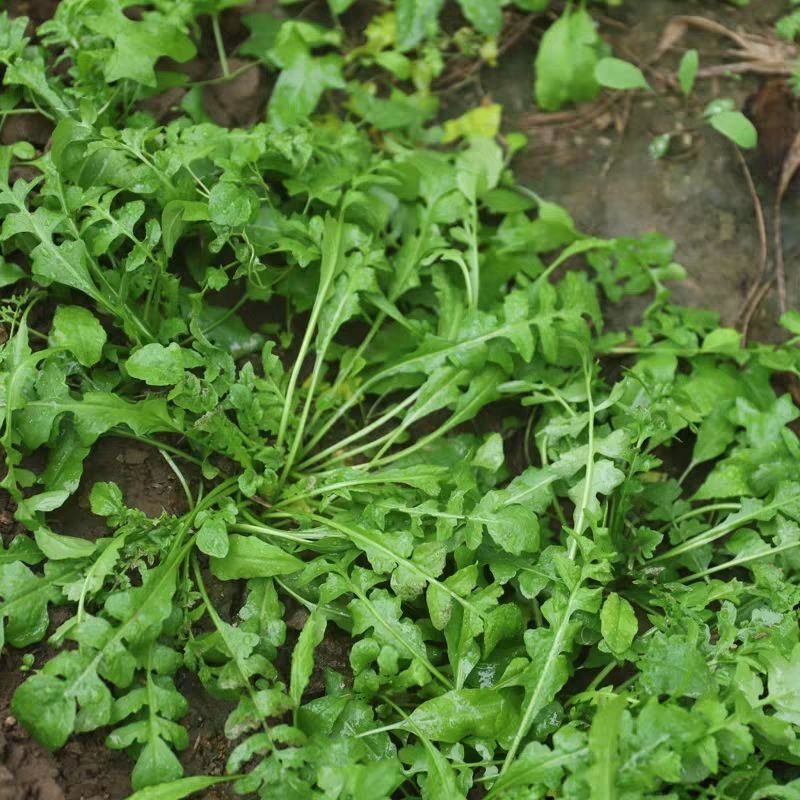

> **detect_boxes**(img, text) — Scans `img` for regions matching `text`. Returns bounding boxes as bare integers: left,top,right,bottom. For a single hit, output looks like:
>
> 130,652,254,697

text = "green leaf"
329,0,357,12
692,406,736,464
50,305,107,367
678,49,698,96
457,0,503,35
161,200,208,258
442,104,502,143
130,735,184,789
210,535,304,580
84,4,196,87
11,673,75,749
34,527,97,561
0,535,42,567
395,0,444,50
208,183,255,228
421,742,465,800
599,592,637,655
107,665,191,790
471,500,540,555
0,562,61,649
535,7,603,111
568,459,626,534
289,610,327,707
704,98,735,117
126,343,186,387
489,737,585,797
4,60,68,116
268,46,344,129
240,12,284,62
708,110,758,149
767,644,800,725
701,327,741,354
124,776,235,800
29,239,100,302
0,257,24,288
640,634,714,698
595,57,650,91
408,688,515,742
90,482,125,517
781,310,800,334
649,133,671,160
349,587,448,686
587,693,626,800
472,433,505,472
196,516,229,558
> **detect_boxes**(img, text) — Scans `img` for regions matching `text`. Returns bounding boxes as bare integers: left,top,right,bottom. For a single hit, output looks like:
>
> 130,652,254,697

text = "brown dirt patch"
0,438,231,800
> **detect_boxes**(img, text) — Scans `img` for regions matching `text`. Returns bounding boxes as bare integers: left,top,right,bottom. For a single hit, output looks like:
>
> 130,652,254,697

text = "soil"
0,440,232,800
1,0,798,797
474,0,797,340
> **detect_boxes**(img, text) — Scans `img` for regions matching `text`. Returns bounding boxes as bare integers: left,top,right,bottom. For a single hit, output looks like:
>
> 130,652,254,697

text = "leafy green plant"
534,4,609,111
2,4,800,800
593,49,758,156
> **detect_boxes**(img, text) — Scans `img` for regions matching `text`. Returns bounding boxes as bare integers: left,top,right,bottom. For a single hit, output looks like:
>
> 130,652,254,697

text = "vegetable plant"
2,3,800,800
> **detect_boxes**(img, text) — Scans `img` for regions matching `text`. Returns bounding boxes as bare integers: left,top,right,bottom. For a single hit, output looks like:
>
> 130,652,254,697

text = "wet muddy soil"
0,440,233,800
477,0,797,339
1,0,798,797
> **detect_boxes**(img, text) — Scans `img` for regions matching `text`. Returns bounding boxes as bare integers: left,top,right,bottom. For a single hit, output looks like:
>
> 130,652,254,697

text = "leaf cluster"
2,4,800,800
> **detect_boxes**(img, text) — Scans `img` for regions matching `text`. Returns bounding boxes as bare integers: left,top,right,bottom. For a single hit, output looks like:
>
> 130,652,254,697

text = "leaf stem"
316,514,483,619
230,521,342,543
650,492,800,564
276,214,344,461
297,389,421,471
679,539,800,583
672,502,741,525
211,14,230,78
500,363,596,775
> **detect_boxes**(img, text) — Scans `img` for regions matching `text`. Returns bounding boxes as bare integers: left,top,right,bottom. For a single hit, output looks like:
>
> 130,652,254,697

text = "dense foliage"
3,2,800,799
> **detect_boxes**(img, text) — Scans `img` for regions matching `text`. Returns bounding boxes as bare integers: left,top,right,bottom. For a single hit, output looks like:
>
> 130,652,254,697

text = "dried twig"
655,16,751,58
655,15,797,77
740,279,774,342
735,148,768,282
734,143,771,341
697,63,793,78
600,92,633,177
774,130,800,313
517,95,618,129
